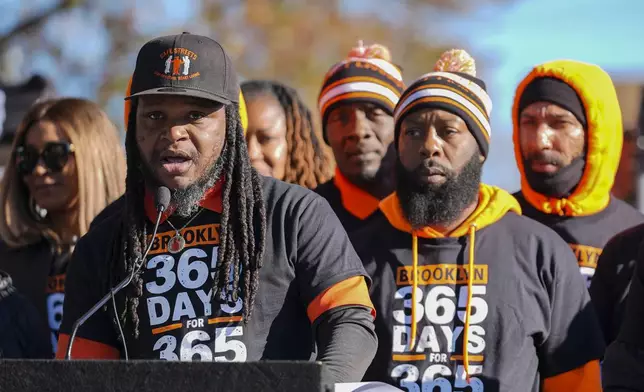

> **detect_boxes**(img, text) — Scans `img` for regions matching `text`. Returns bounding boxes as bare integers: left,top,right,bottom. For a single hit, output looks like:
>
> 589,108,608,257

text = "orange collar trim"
333,168,381,220
144,179,224,224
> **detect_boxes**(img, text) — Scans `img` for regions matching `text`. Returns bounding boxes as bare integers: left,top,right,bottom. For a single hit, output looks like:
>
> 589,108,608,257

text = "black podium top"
0,360,333,392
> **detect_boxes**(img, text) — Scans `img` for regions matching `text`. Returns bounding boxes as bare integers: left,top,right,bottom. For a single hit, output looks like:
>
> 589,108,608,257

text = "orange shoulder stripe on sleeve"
542,360,602,392
56,333,120,360
307,275,375,323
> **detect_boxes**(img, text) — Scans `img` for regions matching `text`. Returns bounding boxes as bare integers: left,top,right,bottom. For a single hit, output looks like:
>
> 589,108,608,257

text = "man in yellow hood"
512,60,644,290
354,49,604,391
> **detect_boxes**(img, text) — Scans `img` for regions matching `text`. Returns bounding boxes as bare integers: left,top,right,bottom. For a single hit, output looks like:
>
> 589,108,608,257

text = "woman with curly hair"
242,80,332,189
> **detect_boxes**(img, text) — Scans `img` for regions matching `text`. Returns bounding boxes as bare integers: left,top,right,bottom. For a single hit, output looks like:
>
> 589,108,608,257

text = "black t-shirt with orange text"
352,208,604,391
514,193,644,287
46,251,69,355
59,176,372,361
0,240,71,358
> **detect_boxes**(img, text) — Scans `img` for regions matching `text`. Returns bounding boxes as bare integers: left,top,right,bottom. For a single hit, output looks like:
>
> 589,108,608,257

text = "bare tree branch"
0,0,83,49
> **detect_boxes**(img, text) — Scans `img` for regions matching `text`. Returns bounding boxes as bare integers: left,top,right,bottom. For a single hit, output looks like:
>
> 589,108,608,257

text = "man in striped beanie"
352,50,603,391
392,50,492,224
315,41,404,234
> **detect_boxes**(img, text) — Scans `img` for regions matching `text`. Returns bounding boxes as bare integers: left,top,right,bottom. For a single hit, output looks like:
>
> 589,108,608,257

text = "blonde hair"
0,98,126,247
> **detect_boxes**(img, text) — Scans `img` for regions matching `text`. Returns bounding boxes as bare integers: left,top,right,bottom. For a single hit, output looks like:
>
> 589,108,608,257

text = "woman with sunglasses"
0,98,126,357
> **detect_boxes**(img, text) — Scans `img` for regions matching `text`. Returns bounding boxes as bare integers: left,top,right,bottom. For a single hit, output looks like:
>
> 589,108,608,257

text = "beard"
139,149,227,218
396,152,482,229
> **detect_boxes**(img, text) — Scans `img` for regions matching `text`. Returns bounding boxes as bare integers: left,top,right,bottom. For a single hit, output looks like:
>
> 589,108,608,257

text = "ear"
474,142,485,163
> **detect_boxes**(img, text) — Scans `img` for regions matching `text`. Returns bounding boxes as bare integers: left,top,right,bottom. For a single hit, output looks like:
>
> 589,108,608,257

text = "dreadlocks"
241,80,333,189
113,101,267,339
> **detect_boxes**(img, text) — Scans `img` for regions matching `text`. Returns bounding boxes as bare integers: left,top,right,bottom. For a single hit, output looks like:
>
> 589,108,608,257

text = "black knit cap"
518,77,587,128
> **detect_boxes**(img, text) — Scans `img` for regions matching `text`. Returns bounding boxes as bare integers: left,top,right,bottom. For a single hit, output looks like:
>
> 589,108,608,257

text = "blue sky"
4,0,644,191
455,0,644,190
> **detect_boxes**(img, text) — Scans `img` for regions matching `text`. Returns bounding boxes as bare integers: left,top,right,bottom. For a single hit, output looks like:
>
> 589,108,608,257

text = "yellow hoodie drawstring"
409,224,476,381
462,224,477,382
410,232,419,351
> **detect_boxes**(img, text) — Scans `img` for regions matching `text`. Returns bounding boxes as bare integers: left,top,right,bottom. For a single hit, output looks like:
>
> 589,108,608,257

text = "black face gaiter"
524,155,586,198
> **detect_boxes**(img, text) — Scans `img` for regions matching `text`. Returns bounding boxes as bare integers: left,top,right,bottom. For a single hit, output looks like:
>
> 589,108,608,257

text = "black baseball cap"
125,32,239,105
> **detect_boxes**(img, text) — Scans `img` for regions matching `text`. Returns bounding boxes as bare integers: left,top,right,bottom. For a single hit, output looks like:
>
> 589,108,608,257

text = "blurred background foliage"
0,0,506,134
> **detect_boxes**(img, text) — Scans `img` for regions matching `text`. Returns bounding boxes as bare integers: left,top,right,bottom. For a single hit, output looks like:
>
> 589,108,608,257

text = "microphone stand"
64,204,166,360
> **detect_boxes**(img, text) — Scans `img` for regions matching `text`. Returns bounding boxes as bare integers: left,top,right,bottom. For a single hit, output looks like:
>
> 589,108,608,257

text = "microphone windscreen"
155,186,171,210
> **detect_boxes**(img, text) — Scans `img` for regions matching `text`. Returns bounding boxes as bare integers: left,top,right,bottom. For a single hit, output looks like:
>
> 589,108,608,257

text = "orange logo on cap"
155,47,200,81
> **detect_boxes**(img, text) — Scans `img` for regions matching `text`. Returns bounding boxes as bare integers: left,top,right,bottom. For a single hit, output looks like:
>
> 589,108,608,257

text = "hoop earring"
29,196,47,221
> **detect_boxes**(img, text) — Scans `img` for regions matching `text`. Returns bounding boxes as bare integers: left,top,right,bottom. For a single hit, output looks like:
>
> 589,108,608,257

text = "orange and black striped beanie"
318,41,404,143
394,49,492,158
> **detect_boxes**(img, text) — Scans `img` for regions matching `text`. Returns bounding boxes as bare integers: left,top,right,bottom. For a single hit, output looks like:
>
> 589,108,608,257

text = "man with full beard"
56,33,377,382
352,49,604,391
315,41,403,234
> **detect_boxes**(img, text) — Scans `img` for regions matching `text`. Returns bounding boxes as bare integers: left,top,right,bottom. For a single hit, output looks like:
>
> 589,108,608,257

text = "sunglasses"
16,142,75,175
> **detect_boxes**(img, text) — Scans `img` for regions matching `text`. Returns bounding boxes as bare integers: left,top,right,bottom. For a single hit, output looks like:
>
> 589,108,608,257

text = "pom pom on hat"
433,49,476,77
347,40,392,62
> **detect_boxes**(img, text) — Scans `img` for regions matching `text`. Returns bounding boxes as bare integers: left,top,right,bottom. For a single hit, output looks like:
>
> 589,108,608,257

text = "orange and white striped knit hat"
394,49,492,158
318,41,404,143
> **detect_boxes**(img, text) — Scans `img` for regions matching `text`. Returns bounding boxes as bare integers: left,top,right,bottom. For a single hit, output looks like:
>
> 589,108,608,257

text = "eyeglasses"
16,142,75,175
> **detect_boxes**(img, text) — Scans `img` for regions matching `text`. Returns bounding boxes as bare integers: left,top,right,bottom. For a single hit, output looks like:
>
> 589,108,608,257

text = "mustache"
413,160,453,176
525,151,566,167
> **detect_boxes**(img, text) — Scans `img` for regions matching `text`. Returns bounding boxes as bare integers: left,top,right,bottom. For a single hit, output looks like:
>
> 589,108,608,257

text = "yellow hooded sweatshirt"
513,60,644,286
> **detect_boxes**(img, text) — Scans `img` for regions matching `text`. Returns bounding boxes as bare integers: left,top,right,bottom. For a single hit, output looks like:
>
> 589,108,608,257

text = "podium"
0,360,334,392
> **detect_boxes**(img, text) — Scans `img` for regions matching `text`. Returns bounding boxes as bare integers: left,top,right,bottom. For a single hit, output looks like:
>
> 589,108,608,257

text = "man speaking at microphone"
56,33,377,382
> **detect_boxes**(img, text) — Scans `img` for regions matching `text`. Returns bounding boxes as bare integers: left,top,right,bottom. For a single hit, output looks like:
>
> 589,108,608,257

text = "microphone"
155,187,171,215
65,186,171,360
